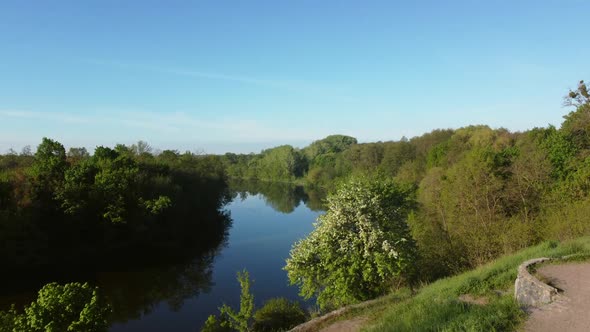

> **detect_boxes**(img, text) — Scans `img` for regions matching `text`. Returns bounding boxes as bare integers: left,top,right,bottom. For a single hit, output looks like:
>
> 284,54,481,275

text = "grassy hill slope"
312,237,590,332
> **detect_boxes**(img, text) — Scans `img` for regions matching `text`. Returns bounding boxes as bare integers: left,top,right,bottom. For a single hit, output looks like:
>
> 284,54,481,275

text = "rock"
514,258,558,307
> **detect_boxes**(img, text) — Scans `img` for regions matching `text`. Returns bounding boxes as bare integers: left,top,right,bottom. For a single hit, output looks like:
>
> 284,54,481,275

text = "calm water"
1,182,325,331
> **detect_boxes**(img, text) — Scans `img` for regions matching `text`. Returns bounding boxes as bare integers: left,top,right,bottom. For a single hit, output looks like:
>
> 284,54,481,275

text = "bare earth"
524,262,590,332
319,317,367,332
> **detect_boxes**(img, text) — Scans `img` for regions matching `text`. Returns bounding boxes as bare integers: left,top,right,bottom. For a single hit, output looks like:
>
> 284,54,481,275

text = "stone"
514,258,558,307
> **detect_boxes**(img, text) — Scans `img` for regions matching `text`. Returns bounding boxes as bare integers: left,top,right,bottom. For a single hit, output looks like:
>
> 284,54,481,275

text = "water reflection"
229,179,326,213
0,181,325,332
104,245,222,325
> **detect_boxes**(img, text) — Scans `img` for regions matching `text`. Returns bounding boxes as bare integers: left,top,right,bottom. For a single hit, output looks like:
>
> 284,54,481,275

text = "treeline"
220,132,449,188
223,80,590,280
221,135,357,185
0,139,231,271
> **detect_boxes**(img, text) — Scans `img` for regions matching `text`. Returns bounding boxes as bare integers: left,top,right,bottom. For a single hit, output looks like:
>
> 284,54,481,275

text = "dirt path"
523,262,590,332
319,316,367,332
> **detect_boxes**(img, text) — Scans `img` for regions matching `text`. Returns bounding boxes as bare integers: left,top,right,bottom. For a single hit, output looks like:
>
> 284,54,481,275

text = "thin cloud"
82,58,308,89
1,108,326,143
80,58,360,102
0,110,92,124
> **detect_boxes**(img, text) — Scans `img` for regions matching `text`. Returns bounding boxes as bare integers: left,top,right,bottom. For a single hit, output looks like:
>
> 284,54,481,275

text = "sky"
1,0,590,154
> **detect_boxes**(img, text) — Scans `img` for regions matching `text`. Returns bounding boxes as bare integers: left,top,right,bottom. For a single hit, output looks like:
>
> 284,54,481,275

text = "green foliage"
56,152,143,224
222,135,357,185
202,314,233,332
205,270,254,332
5,80,590,328
426,141,449,168
542,197,590,240
379,140,416,176
0,138,231,269
541,126,577,179
140,195,172,214
30,138,67,204
257,145,306,181
203,271,307,332
0,282,111,332
302,134,357,161
252,298,306,332
285,176,418,310
343,143,384,171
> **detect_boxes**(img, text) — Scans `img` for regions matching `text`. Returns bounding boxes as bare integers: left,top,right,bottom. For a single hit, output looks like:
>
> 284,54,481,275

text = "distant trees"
222,146,306,182
67,147,90,165
302,134,357,161
221,135,358,185
285,177,417,309
257,145,306,181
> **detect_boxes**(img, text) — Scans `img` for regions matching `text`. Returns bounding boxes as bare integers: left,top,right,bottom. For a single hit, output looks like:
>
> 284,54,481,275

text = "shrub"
0,282,111,332
252,298,306,332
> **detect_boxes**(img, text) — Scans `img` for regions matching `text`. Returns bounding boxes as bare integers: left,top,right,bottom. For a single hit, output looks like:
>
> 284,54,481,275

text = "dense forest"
201,80,590,331
2,81,590,331
219,80,590,281
0,139,231,271
0,140,235,331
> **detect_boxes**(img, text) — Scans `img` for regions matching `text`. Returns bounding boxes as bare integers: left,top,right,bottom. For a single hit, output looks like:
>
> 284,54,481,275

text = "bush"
201,314,233,332
252,298,306,332
0,282,111,332
285,176,418,310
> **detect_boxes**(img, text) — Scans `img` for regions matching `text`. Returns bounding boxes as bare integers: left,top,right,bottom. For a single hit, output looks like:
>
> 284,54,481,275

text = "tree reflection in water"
228,179,326,213
0,180,324,330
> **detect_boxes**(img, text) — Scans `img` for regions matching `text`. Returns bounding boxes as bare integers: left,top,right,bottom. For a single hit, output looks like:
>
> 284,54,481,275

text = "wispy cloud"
0,108,327,144
83,58,293,87
0,110,92,124
80,58,360,102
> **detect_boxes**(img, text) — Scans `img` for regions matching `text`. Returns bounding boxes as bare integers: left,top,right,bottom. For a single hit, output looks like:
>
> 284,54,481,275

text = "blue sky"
1,0,589,154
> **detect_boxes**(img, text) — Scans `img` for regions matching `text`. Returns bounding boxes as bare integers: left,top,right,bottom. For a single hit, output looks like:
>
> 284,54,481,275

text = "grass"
293,289,414,331
352,237,590,332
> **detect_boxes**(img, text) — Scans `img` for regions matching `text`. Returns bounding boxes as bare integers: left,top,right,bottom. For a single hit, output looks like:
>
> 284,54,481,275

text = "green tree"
285,176,418,310
258,146,305,181
30,138,67,200
303,135,357,161
0,282,111,332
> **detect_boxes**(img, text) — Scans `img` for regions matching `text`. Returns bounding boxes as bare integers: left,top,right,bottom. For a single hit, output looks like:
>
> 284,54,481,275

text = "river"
0,181,325,331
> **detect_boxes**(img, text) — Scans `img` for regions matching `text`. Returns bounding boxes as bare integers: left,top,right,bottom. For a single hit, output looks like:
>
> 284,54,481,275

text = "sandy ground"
523,262,590,332
319,317,367,332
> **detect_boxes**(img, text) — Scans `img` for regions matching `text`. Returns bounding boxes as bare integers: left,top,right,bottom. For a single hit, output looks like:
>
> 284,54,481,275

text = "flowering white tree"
285,176,417,309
